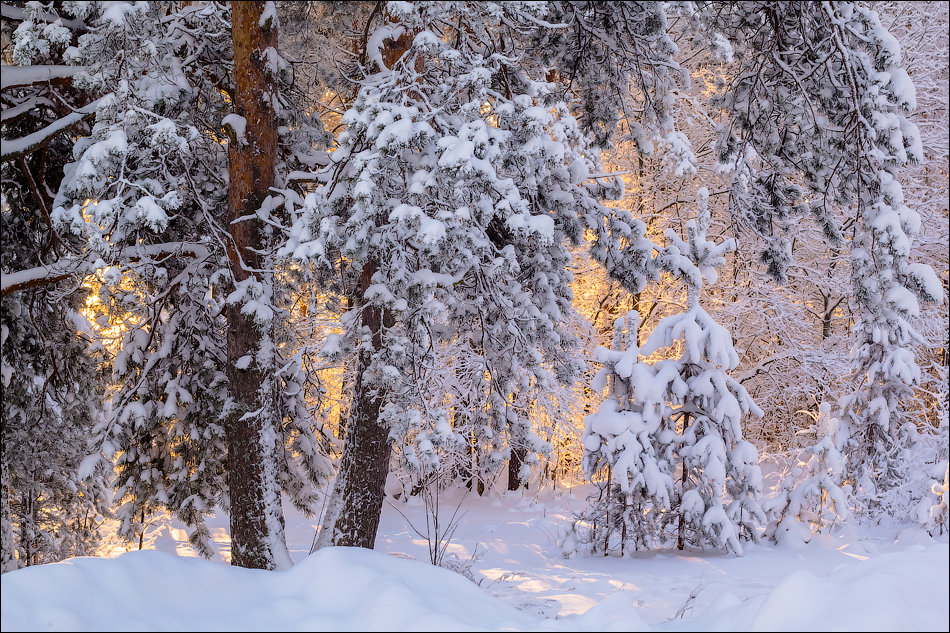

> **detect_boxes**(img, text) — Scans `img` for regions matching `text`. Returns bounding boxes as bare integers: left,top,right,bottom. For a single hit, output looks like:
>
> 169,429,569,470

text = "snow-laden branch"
2,95,55,123
1,97,104,163
0,3,85,30
1,242,210,297
0,64,85,90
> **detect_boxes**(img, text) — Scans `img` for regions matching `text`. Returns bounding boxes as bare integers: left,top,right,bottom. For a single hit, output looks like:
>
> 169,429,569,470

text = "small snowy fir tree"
919,385,949,535
766,403,850,544
572,188,765,557
568,310,675,556
640,188,765,555
922,467,949,536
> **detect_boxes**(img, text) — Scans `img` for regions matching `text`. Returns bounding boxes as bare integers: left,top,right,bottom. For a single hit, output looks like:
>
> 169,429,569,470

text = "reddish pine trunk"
225,1,287,570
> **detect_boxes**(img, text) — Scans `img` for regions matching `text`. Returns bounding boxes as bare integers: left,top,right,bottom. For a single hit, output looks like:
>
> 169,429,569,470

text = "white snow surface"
0,64,82,89
2,488,947,631
222,113,248,146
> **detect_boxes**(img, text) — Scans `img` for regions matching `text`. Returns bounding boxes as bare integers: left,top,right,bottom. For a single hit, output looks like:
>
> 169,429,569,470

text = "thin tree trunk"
466,427,484,495
508,444,528,491
225,1,289,570
677,412,691,551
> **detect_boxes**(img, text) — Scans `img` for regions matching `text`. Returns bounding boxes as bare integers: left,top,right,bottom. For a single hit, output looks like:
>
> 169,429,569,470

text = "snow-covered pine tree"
19,1,330,568
834,4,946,513
766,403,850,544
695,2,944,513
0,295,111,570
44,0,248,562
574,310,675,555
1,0,110,572
640,188,765,554
284,0,641,548
221,0,299,571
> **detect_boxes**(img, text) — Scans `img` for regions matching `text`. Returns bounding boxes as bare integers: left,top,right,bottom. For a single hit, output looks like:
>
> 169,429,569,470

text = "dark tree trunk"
224,1,287,570
508,444,528,491
330,261,393,548
330,368,392,547
465,428,485,495
677,412,691,552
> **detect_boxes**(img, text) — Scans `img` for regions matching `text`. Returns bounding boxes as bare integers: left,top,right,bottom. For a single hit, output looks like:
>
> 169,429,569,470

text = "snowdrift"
2,543,947,631
0,547,537,631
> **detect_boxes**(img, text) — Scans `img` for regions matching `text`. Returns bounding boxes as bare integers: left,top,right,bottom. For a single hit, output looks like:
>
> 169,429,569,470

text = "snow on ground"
2,486,948,631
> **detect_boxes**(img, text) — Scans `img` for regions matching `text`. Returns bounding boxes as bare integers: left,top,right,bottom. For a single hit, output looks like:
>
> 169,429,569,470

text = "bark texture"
329,262,394,548
508,445,528,491
225,1,288,570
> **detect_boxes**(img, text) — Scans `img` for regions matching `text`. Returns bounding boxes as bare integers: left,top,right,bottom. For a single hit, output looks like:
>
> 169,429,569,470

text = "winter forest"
1,1,948,630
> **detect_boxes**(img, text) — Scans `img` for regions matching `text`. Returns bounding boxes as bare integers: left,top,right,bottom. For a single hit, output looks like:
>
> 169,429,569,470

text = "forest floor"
2,484,948,631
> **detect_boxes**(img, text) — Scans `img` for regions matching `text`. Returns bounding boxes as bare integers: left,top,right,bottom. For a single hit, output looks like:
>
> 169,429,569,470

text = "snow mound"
683,543,950,632
1,543,947,631
747,543,949,631
0,547,535,632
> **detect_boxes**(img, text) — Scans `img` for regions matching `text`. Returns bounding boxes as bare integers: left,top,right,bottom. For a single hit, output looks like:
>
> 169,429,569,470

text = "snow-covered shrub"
918,381,949,534
766,403,850,544
921,466,949,535
572,310,674,555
